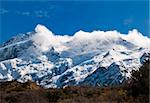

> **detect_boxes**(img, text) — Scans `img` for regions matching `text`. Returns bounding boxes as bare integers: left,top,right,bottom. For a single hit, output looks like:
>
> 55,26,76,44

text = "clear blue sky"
0,0,149,44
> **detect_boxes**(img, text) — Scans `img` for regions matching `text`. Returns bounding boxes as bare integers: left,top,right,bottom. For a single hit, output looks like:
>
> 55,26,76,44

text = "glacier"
0,24,150,88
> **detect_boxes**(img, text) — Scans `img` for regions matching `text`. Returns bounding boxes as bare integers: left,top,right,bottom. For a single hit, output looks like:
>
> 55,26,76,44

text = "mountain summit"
0,25,150,88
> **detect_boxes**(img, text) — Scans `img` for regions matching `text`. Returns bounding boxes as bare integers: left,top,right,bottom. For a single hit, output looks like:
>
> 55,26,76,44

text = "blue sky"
0,0,149,44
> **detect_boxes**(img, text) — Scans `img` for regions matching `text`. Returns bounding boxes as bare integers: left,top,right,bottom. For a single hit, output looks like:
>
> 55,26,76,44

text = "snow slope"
0,24,150,88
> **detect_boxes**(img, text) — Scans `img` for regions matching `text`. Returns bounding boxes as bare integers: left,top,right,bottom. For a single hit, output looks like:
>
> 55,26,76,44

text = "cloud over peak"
30,24,150,52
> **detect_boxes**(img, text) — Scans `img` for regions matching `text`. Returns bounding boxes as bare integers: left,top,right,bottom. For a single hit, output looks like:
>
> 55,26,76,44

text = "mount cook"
0,24,150,88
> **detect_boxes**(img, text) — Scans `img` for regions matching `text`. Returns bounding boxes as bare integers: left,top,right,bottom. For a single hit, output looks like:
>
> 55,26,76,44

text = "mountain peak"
0,26,150,88
35,24,53,35
31,24,54,52
128,29,143,38
124,29,150,48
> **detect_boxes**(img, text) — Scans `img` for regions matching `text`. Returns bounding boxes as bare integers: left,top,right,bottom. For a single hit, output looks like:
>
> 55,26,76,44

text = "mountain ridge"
0,24,150,88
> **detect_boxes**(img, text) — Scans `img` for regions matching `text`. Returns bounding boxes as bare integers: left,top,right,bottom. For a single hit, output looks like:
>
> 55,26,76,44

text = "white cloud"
31,24,150,52
31,24,71,52
0,5,55,18
16,11,30,16
34,10,50,18
0,9,31,17
15,10,50,18
31,24,54,51
121,29,150,48
0,8,8,14
73,30,120,41
123,18,133,25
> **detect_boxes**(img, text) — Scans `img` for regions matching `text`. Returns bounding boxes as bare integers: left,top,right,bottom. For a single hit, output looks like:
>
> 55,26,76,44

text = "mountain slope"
0,24,150,88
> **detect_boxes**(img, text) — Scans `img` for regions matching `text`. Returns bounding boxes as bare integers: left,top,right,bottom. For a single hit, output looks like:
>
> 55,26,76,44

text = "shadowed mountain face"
0,24,150,88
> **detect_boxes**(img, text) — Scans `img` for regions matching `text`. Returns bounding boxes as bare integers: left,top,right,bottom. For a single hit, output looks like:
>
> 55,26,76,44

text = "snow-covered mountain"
0,24,150,88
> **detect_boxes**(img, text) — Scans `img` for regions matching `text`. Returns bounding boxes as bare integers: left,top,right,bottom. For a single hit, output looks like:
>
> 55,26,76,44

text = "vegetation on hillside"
0,60,149,103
